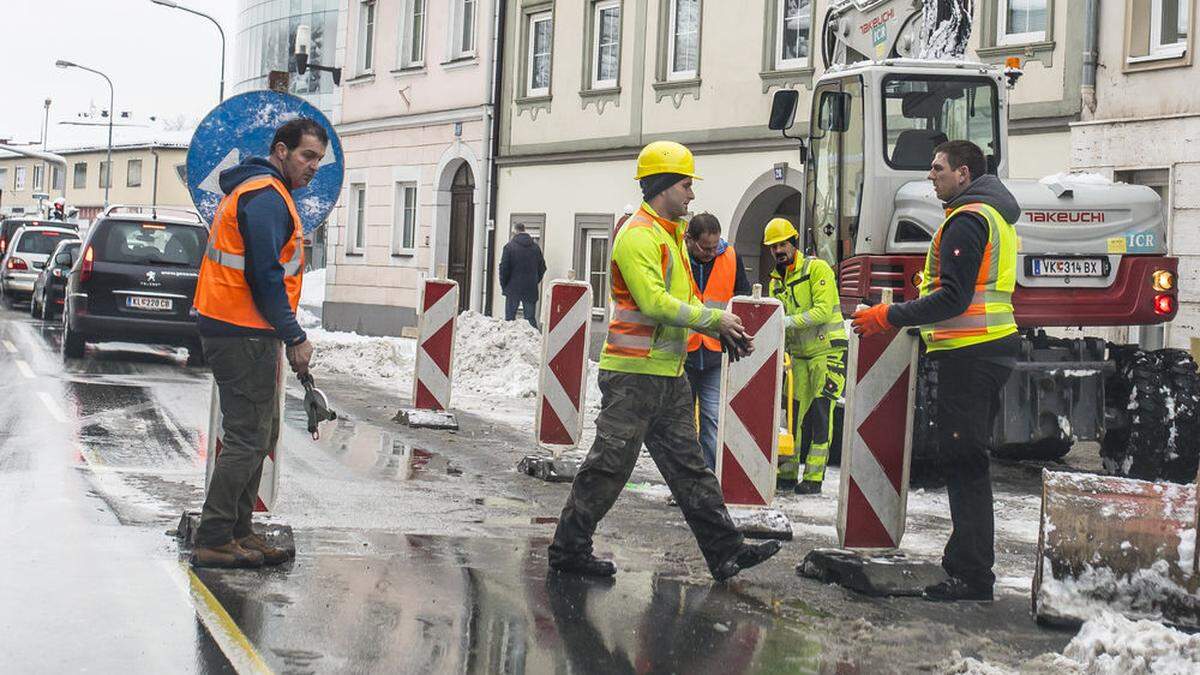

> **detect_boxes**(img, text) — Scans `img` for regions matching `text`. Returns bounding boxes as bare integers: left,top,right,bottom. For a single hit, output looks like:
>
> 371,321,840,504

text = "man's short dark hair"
687,212,721,240
272,117,329,152
513,223,526,233
933,140,987,181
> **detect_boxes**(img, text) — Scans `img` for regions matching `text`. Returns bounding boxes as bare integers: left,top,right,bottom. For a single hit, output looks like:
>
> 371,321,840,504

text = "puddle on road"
194,534,841,674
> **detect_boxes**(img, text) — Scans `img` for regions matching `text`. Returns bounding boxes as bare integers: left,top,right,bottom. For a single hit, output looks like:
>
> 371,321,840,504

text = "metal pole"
41,99,51,204
150,1,225,102
58,62,115,208
151,147,160,209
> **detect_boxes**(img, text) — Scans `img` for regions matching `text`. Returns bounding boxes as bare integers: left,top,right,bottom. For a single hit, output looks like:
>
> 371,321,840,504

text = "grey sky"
0,0,237,147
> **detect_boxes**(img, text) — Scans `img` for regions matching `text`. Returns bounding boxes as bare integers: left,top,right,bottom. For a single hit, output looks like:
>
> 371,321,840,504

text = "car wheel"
61,309,86,359
29,293,39,318
3,293,16,311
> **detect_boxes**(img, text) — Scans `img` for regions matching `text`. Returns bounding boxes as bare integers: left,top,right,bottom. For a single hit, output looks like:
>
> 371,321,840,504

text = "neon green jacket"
769,256,847,358
599,204,723,377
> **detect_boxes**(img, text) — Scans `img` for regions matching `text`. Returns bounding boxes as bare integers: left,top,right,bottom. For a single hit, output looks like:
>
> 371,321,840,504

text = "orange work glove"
851,304,892,337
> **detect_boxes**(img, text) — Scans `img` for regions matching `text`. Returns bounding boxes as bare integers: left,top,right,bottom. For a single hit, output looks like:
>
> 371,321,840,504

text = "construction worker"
190,118,326,568
684,212,751,471
549,140,783,582
852,140,1019,602
764,217,846,495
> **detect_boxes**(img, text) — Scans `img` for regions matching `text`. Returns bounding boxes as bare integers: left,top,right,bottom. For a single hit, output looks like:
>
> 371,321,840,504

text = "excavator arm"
821,0,973,68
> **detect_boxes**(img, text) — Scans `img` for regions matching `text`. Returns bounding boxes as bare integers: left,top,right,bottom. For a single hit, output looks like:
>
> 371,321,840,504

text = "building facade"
1068,0,1197,349
322,0,502,334
0,143,190,223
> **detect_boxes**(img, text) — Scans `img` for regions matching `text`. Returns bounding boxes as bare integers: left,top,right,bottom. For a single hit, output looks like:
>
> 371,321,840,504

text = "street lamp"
56,59,114,208
149,0,225,102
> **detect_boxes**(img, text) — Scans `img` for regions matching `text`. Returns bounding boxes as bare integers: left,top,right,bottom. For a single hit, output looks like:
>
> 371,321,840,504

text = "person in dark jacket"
498,223,547,329
684,213,751,470
852,140,1020,602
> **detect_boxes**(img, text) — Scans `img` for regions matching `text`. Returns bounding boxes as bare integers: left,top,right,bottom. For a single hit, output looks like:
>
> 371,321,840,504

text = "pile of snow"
301,267,326,307
1036,558,1196,625
453,311,542,399
1040,172,1113,186
308,328,415,386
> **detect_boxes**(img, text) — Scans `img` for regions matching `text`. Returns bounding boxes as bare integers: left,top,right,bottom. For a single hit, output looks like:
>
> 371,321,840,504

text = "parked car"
1,226,79,308
31,238,82,319
62,209,208,364
0,217,78,257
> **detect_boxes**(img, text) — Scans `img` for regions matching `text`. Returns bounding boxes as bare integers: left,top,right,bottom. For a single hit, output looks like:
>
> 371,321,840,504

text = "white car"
1,226,78,308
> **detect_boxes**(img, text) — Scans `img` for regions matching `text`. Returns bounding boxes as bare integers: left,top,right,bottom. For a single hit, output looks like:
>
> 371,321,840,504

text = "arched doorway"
448,163,475,312
731,184,804,288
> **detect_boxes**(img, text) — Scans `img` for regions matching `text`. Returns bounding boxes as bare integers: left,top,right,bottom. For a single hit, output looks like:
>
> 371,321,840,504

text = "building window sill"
441,56,480,71
345,251,365,257
976,40,1056,68
1126,50,1188,67
345,72,376,86
515,94,553,120
578,86,621,114
391,250,416,258
391,66,426,77
759,67,814,93
651,78,701,108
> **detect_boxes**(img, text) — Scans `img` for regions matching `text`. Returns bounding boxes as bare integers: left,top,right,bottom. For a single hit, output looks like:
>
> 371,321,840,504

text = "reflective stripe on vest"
687,246,736,353
919,202,1018,352
193,174,305,331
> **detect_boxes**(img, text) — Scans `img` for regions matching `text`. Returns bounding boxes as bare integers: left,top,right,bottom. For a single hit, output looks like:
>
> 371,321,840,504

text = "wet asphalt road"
0,305,1078,673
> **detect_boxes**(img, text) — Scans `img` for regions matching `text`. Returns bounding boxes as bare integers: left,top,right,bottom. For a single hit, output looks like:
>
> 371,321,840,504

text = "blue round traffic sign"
186,90,344,234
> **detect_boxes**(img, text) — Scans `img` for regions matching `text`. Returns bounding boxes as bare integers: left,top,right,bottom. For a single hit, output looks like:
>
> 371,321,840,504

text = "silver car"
2,226,78,308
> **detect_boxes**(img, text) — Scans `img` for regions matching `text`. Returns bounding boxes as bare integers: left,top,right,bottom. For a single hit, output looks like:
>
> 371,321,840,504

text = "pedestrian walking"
852,140,1019,602
548,140,783,582
684,213,751,471
763,218,846,496
498,223,546,329
190,117,327,568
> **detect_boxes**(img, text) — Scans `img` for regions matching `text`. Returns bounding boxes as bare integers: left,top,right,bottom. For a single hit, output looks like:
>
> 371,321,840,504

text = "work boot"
794,480,822,495
922,576,993,602
191,540,264,569
713,540,783,582
549,553,617,577
776,477,798,491
237,532,293,566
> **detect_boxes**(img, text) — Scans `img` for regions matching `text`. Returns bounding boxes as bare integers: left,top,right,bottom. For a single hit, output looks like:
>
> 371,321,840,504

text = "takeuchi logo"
860,8,895,34
1025,211,1106,223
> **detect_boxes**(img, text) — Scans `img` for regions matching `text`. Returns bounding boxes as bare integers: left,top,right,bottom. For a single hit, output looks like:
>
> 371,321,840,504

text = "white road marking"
38,391,68,423
15,359,35,379
3,340,16,353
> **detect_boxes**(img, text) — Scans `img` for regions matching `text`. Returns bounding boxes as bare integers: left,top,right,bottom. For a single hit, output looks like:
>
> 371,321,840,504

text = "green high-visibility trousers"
779,349,846,484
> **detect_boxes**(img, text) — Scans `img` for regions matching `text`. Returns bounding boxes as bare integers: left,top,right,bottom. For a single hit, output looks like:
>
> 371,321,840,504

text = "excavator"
768,0,1199,626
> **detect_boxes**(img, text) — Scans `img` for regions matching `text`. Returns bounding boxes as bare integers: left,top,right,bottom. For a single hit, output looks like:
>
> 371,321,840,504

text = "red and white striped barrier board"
205,350,286,512
837,327,919,552
716,294,785,507
535,279,593,452
413,277,459,411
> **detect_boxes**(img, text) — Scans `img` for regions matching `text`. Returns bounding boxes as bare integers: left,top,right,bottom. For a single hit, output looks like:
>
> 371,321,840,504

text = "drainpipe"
482,0,506,316
1081,0,1100,115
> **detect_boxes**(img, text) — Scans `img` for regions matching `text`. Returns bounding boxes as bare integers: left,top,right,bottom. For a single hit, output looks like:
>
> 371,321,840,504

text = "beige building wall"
1069,0,1199,349
324,0,500,335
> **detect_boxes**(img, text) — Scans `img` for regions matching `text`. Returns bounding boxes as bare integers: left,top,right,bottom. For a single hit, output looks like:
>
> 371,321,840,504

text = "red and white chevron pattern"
715,296,785,507
205,350,286,512
837,329,919,552
413,278,459,411
536,280,592,450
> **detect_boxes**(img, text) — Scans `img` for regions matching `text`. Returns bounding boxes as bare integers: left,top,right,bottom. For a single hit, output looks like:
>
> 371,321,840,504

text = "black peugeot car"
62,208,209,365
31,238,82,319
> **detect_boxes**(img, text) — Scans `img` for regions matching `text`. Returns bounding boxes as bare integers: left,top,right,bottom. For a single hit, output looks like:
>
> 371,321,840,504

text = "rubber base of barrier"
728,507,793,540
517,455,578,483
797,548,943,597
394,408,459,430
174,510,296,559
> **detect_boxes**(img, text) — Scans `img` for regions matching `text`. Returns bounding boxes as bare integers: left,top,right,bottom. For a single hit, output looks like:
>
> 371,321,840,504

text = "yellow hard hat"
762,217,799,246
634,140,701,180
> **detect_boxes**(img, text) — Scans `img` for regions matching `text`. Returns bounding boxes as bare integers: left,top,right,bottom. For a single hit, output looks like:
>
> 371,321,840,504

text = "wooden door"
448,163,475,312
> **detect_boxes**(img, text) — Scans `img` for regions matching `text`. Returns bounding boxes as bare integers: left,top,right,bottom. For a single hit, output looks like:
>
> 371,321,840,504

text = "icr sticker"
1107,237,1127,254
1126,231,1157,252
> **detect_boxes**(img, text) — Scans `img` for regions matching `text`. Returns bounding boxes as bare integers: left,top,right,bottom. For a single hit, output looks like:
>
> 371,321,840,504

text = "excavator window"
805,77,864,272
881,75,1000,173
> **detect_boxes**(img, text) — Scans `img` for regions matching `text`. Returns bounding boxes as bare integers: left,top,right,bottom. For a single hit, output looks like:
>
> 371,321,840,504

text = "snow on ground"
300,267,326,308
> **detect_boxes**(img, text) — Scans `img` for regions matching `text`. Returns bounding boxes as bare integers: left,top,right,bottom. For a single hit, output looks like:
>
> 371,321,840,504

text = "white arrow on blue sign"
186,90,344,235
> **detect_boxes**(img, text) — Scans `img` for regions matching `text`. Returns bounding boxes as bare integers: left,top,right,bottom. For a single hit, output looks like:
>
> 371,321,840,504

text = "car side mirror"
55,252,72,266
768,90,799,131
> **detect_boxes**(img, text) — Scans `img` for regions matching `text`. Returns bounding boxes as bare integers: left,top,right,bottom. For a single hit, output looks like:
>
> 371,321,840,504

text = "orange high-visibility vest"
687,245,736,352
194,175,304,330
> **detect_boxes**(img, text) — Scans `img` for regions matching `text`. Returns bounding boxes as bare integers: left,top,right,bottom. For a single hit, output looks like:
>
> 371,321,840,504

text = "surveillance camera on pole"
293,24,341,86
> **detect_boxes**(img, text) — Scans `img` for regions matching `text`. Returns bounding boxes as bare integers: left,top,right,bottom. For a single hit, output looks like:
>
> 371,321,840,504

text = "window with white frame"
99,161,111,189
401,0,426,67
32,165,44,191
349,183,367,253
1151,0,1189,57
15,166,26,191
357,0,376,73
776,0,811,69
454,0,477,56
73,162,87,189
127,159,142,187
585,231,609,316
592,1,621,88
668,0,701,80
392,182,417,254
527,12,553,96
997,0,1047,45
51,166,64,191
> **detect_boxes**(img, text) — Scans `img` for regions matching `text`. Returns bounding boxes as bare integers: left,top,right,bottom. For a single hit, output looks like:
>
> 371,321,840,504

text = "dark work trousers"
504,294,539,329
194,336,282,547
549,370,744,574
931,351,1013,590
